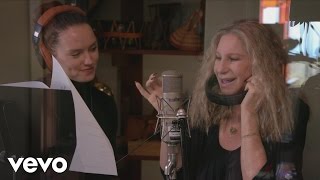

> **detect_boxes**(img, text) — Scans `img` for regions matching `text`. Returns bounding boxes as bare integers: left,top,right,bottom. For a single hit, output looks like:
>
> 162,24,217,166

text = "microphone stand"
165,144,178,180
164,109,188,180
155,95,191,180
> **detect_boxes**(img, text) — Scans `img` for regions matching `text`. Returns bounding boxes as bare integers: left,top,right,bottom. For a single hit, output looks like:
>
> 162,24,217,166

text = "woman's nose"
215,59,229,74
83,51,94,65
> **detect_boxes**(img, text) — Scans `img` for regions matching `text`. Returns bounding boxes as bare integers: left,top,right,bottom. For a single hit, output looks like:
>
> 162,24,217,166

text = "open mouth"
219,78,235,87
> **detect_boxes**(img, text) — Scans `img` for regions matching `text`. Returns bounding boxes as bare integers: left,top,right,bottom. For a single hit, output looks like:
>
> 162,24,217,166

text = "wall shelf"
101,48,202,56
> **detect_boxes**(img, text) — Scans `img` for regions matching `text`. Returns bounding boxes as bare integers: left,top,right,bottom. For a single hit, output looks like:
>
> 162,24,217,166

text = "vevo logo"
7,157,67,173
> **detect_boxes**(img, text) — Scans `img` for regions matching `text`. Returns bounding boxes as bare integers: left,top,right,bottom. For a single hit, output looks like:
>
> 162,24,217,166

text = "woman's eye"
90,46,97,52
215,56,221,60
230,57,239,61
71,53,80,57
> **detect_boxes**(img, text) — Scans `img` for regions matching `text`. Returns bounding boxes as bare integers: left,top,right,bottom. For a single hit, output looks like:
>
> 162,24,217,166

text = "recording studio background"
1,0,320,179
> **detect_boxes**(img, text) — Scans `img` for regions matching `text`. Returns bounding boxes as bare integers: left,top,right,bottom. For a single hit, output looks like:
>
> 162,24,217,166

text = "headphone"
32,5,85,71
205,75,247,106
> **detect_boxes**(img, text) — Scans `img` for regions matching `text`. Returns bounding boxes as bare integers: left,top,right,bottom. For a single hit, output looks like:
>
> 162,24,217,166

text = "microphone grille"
162,70,182,93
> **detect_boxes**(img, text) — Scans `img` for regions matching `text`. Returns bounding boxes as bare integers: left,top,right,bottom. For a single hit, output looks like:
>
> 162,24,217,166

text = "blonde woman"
136,20,305,179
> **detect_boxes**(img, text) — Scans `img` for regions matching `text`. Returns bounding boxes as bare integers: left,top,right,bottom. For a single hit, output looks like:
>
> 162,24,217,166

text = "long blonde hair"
189,20,293,142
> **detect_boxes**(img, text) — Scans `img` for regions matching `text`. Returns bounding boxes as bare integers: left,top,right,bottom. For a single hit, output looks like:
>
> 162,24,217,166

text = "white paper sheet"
0,56,117,176
50,56,117,175
1,81,49,89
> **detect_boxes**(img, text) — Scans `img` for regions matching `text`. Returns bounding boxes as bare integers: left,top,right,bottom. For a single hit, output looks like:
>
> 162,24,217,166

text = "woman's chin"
72,75,95,83
220,89,243,96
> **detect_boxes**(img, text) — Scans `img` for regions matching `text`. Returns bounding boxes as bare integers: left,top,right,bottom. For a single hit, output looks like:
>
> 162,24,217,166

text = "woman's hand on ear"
241,76,264,113
135,73,163,111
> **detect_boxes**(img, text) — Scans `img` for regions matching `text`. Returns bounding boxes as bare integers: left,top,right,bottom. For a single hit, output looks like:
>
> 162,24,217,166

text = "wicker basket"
169,9,203,52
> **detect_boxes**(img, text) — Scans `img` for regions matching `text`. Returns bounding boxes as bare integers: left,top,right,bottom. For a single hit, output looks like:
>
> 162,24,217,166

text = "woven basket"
170,10,203,52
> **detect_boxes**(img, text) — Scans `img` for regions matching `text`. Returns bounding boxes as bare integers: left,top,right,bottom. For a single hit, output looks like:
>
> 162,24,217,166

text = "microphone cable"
115,125,175,164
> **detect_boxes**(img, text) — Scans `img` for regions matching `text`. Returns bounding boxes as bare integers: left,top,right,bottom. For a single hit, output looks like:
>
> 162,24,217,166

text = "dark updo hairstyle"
33,1,87,70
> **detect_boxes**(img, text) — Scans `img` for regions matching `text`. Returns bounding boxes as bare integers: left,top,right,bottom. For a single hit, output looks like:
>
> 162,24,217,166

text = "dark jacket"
161,98,308,180
72,81,118,180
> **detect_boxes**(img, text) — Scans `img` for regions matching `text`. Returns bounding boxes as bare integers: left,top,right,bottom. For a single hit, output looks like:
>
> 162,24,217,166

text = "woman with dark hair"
33,1,118,179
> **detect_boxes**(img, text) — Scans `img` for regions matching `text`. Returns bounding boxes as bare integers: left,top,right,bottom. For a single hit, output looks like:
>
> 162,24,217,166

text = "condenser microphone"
155,70,186,180
160,70,184,144
154,70,190,180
